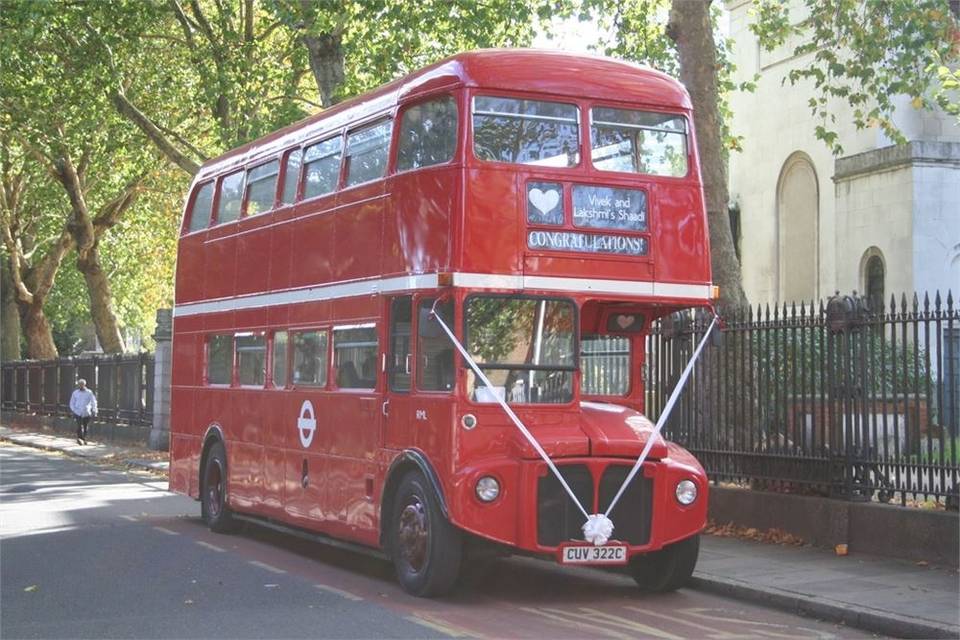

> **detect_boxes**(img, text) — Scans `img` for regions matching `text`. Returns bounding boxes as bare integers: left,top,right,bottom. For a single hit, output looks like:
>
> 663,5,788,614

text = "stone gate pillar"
149,309,172,451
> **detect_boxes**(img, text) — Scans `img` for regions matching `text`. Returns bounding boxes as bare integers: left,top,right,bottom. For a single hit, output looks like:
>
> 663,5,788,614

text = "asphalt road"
1,443,880,639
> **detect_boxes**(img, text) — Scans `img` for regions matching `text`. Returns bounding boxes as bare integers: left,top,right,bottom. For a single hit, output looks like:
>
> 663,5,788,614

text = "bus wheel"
390,471,462,597
630,534,699,592
201,441,238,533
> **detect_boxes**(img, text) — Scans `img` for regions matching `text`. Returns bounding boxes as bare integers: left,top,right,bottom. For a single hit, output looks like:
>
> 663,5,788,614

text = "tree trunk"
667,0,749,312
18,300,58,360
77,244,125,353
303,31,345,108
1,261,22,361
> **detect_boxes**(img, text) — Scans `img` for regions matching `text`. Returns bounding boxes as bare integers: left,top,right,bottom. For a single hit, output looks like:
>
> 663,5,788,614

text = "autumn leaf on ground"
24,585,38,592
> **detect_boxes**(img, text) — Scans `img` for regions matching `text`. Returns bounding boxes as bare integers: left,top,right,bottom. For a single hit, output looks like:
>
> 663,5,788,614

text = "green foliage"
750,0,960,154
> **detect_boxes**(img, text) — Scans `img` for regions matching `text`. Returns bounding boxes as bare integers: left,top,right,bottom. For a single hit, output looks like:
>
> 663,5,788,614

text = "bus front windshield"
464,296,576,404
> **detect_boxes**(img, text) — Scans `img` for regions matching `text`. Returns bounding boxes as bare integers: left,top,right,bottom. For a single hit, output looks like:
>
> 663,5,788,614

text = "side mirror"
418,306,445,339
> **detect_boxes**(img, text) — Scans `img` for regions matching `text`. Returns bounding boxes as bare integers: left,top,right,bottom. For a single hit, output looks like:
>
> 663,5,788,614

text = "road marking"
119,515,138,522
152,526,180,536
518,607,632,639
248,560,286,574
681,609,834,640
405,613,477,638
626,607,743,639
545,607,685,640
313,584,363,601
195,541,226,553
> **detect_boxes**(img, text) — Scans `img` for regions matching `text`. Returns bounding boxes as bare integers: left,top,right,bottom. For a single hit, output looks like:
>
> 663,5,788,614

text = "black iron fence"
647,291,960,506
1,353,154,426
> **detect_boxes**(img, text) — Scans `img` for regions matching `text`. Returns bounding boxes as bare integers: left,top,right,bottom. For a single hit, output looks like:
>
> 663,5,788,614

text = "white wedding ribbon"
430,303,716,546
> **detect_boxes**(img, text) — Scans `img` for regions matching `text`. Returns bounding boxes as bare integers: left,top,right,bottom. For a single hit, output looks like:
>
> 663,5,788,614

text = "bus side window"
345,120,392,187
303,137,342,199
272,331,288,388
206,334,233,385
236,332,266,386
245,160,279,216
292,330,328,387
216,170,245,224
417,299,454,392
333,325,377,389
280,149,302,205
397,96,458,172
187,181,214,232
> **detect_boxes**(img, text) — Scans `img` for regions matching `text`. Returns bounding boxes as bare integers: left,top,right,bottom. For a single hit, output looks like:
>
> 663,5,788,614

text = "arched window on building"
777,153,819,303
860,248,886,313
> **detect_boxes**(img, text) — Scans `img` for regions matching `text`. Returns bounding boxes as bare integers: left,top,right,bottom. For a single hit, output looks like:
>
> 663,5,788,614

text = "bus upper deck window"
590,107,687,177
280,149,302,205
397,97,458,172
473,96,579,168
216,171,245,224
246,160,279,216
187,181,214,232
345,120,392,187
303,137,342,199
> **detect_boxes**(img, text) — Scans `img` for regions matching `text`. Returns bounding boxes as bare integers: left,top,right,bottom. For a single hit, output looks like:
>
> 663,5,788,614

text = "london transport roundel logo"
297,400,317,448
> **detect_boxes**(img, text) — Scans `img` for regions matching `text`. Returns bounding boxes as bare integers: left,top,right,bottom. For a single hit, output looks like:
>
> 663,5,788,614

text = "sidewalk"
1,424,957,639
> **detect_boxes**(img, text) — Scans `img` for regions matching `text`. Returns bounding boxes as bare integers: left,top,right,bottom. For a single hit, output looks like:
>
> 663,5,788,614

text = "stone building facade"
725,0,960,309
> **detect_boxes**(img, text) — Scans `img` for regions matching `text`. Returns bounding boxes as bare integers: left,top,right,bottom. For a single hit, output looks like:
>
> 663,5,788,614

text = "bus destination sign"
528,230,648,256
572,185,647,231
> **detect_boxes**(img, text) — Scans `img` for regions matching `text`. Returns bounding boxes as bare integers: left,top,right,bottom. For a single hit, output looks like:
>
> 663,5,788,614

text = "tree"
665,1,748,312
1,1,174,354
0,137,74,359
95,0,551,177
750,0,959,155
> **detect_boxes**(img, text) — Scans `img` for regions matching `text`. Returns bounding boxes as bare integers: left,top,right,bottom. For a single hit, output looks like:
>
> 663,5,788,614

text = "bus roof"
196,50,691,181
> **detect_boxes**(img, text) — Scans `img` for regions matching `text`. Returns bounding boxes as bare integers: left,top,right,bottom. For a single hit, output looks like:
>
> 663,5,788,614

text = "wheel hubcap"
206,460,223,518
398,498,428,572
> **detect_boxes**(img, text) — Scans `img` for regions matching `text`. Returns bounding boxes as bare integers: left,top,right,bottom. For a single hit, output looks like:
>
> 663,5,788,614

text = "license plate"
558,543,628,565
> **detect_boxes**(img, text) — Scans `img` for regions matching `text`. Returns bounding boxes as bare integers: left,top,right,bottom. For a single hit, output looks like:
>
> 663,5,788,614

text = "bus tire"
390,471,463,597
630,534,699,592
201,441,239,534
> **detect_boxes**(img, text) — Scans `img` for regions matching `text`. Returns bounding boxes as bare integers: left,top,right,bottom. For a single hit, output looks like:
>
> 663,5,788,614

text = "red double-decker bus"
169,49,714,597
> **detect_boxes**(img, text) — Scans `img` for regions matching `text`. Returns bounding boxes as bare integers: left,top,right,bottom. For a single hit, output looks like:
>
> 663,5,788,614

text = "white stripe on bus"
172,272,711,317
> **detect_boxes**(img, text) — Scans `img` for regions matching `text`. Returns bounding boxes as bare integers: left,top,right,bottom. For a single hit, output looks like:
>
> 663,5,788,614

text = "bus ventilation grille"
537,465,594,547
598,465,653,546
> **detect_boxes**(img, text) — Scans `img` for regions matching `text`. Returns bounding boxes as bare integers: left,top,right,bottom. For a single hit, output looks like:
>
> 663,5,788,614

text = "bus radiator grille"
537,465,593,547
598,465,654,545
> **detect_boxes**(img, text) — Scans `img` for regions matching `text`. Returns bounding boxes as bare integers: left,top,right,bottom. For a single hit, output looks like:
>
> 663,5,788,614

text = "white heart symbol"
616,315,635,329
529,188,560,216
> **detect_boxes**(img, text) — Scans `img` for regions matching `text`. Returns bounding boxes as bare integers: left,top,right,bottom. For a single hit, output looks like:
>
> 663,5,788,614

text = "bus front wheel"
390,471,463,597
201,441,239,533
630,534,699,592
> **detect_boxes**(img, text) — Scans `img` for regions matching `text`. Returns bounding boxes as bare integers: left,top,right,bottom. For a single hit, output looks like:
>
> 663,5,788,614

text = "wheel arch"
198,422,226,490
380,449,449,549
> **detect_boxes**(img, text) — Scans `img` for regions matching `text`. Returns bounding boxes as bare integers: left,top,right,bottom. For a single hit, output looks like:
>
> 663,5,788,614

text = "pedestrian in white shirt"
69,378,97,445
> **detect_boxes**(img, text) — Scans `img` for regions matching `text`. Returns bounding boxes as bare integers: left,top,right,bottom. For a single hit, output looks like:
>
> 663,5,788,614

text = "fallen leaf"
24,585,38,593
916,560,928,566
184,599,194,605
835,544,848,556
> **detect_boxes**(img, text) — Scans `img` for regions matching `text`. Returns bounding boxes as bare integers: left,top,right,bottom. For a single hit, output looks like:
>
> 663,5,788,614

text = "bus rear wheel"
630,534,699,592
390,471,463,597
201,441,239,533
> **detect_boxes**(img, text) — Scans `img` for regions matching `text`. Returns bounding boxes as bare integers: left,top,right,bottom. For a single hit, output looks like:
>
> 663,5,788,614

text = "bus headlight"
476,476,500,502
675,479,697,505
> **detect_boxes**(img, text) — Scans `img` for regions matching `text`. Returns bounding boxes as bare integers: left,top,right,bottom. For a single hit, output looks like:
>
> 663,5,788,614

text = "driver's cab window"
581,335,630,396
464,296,576,404
389,298,412,392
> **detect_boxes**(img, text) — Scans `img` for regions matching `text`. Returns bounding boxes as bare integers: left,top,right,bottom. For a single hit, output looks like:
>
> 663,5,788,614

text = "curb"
690,573,960,639
0,433,168,476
